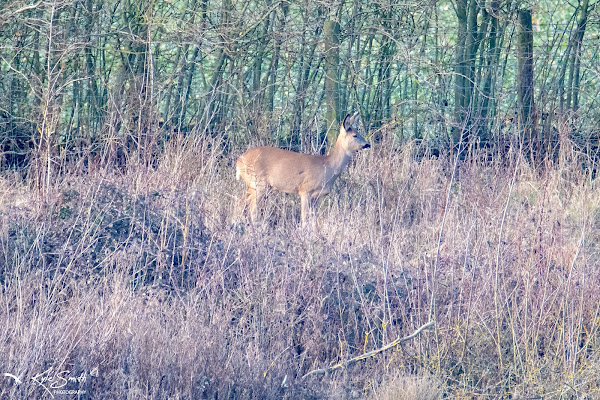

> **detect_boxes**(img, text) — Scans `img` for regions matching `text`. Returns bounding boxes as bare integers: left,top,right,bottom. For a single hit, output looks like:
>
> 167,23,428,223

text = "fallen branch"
302,320,435,379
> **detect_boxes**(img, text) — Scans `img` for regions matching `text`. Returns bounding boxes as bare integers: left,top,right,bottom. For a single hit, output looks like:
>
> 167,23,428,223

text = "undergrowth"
1,133,600,399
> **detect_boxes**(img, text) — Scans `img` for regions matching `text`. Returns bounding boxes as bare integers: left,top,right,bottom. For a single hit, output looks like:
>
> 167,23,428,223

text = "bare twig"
302,320,434,379
0,1,44,27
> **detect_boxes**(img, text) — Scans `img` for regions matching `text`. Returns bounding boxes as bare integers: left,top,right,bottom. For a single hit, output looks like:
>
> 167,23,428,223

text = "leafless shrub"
1,129,600,398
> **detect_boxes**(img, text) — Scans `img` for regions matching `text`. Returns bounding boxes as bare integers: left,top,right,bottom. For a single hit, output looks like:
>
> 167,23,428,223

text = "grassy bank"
1,133,599,398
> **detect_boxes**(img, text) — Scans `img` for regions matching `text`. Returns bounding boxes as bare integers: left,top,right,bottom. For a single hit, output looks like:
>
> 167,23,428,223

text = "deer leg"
310,198,318,219
301,193,319,227
249,182,267,223
300,193,309,226
245,187,257,223
308,197,319,228
240,186,256,222
233,188,249,224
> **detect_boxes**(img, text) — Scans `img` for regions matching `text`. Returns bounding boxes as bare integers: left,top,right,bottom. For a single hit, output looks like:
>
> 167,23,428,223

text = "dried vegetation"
1,132,600,399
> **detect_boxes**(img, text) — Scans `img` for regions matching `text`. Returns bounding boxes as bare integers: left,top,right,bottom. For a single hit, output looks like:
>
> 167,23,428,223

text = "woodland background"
1,0,600,398
1,0,599,174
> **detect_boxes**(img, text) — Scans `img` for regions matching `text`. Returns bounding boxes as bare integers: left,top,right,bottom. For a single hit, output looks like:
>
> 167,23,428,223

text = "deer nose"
363,143,371,149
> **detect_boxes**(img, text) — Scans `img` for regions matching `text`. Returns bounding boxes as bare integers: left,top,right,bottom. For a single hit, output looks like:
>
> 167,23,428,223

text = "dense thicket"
1,0,599,180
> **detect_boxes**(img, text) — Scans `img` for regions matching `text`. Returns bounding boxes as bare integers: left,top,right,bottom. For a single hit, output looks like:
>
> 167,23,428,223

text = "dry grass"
373,372,442,400
1,131,600,399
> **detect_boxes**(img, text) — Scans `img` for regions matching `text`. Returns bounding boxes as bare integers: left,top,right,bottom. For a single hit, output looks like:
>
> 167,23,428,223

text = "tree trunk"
478,1,499,143
570,0,589,112
517,9,537,157
324,19,340,147
453,0,468,144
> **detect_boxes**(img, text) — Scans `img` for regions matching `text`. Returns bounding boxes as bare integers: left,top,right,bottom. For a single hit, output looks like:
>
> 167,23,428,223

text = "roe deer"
236,112,370,225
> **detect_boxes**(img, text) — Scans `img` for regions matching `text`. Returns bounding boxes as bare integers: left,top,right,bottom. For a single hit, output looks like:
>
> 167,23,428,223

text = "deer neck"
325,140,352,177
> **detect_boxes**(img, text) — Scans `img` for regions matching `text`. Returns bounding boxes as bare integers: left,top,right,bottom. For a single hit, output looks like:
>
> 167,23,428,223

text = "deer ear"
342,113,352,131
349,111,359,127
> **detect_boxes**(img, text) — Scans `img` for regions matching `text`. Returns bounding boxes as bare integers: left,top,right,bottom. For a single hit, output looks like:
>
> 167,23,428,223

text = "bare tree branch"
302,321,435,379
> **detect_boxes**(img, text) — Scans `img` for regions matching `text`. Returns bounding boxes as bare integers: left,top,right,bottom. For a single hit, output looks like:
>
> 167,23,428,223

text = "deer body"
236,112,370,224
